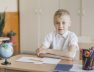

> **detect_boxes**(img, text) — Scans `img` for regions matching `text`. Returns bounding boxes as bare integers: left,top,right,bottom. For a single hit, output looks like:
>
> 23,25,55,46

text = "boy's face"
54,15,71,34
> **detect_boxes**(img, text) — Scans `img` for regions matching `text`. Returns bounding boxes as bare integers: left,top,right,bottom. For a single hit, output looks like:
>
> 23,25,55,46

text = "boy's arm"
37,44,78,60
46,45,78,59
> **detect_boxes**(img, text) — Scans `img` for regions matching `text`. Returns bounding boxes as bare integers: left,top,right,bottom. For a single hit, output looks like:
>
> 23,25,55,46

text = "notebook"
54,64,73,72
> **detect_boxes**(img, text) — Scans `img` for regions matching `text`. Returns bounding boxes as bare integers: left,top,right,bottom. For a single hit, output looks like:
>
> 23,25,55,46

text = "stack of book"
0,37,10,43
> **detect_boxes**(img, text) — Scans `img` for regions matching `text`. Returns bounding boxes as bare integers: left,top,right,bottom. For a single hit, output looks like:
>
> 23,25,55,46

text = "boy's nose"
59,23,63,27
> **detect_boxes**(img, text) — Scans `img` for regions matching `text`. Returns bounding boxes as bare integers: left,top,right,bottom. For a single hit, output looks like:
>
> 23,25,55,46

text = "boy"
36,9,79,60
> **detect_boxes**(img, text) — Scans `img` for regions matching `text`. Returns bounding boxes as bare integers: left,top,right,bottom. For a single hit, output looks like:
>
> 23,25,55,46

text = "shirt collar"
63,31,69,38
55,31,69,38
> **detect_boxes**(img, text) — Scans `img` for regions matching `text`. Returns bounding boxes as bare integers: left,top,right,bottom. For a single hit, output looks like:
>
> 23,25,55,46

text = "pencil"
84,58,87,67
90,58,93,67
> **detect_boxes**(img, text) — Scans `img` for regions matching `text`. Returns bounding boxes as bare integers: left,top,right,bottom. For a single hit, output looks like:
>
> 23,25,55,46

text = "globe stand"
1,58,11,65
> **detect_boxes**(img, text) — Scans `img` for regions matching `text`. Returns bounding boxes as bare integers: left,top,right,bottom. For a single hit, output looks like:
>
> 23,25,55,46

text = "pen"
90,58,93,67
84,58,87,67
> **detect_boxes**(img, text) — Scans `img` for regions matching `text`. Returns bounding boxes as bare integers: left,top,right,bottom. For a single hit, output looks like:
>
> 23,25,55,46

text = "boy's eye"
56,22,60,24
55,21,66,25
62,22,65,24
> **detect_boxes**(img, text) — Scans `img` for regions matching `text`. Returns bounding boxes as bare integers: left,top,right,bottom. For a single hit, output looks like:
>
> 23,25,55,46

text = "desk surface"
0,54,77,72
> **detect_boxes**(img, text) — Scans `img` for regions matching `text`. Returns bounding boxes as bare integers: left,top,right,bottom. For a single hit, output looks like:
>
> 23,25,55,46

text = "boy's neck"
57,30,69,35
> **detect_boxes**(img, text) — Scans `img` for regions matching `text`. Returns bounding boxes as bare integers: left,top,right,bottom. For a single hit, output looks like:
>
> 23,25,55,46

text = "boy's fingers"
38,53,44,58
36,48,46,56
36,48,40,56
37,48,42,56
36,49,39,53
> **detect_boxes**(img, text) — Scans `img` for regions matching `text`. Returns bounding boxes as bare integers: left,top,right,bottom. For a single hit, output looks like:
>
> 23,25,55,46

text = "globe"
0,42,13,65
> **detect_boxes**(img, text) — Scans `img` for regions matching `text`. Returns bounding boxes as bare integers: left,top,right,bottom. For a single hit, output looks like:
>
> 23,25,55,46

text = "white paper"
16,57,61,64
16,57,42,63
42,57,61,64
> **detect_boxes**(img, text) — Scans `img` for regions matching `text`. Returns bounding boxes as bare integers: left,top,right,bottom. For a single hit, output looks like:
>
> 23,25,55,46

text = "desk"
0,54,75,72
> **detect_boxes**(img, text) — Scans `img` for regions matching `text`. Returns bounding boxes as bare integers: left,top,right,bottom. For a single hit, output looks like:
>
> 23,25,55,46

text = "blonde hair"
54,9,70,17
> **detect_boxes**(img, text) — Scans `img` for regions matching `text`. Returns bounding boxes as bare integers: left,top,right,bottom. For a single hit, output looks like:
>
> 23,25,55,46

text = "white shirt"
42,31,79,51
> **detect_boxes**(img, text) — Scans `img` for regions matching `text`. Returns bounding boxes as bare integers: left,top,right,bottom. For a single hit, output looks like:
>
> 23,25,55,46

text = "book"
54,64,73,72
0,37,10,42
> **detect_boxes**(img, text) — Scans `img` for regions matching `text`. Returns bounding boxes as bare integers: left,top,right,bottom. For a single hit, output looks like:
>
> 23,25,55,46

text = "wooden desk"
0,54,75,72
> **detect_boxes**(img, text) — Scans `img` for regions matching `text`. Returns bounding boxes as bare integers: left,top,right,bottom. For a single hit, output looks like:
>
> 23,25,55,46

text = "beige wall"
20,0,58,53
0,0,17,12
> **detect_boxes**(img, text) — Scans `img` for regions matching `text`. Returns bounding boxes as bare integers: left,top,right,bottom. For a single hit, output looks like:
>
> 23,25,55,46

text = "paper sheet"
16,57,61,64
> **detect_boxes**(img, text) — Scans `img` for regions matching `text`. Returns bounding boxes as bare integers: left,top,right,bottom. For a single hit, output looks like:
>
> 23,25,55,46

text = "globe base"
1,58,11,65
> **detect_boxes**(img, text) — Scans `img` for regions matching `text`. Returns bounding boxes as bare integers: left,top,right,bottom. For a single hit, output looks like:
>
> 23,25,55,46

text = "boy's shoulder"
68,31,76,35
68,31,78,38
47,31,56,35
45,31,56,38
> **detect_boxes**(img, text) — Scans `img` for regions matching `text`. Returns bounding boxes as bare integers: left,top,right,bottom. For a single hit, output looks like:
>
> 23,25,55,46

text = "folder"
54,64,73,72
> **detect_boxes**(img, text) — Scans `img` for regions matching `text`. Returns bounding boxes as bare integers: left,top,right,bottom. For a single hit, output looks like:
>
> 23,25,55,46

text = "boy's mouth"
58,29,64,30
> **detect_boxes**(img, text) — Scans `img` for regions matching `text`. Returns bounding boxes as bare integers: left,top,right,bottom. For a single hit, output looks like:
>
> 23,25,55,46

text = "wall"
20,0,58,53
0,0,17,12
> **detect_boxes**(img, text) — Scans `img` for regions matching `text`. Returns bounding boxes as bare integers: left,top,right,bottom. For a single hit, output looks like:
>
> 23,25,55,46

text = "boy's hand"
36,48,47,56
